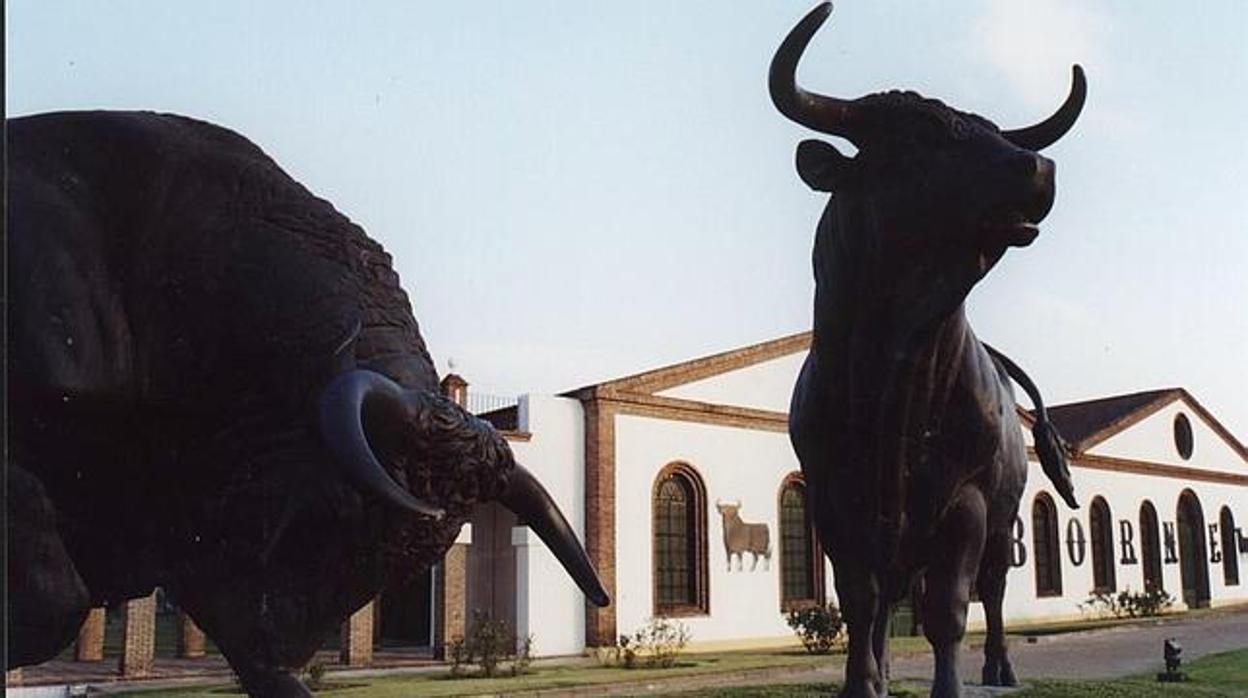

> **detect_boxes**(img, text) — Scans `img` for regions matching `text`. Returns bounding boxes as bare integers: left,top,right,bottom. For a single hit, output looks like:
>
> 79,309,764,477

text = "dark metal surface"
7,110,607,696
771,4,1085,697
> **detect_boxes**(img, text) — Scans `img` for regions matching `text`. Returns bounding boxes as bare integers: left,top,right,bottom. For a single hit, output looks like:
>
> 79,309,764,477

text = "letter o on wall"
1066,517,1087,566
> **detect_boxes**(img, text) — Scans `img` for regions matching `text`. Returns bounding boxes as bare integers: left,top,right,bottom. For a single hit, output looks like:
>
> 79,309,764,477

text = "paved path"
890,607,1248,684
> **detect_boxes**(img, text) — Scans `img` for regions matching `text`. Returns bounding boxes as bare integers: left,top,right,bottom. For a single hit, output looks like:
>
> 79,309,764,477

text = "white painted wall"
612,413,815,645
505,359,1247,652
655,353,806,413
505,395,587,656
968,455,1248,630
1090,399,1248,475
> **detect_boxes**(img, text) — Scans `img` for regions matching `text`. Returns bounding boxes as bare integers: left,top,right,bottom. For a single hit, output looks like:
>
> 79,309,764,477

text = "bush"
447,636,469,677
447,610,535,679
466,611,512,678
596,618,690,669
1081,586,1175,619
636,617,690,668
786,603,844,654
510,634,535,676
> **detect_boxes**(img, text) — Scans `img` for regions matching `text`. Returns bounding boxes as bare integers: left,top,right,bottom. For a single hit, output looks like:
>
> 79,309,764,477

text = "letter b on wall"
1010,517,1027,567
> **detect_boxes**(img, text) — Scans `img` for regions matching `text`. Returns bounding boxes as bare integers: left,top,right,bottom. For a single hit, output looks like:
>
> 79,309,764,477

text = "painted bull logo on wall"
716,501,772,571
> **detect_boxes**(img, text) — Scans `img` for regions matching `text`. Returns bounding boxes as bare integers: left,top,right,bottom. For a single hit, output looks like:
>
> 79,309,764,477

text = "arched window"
1221,507,1240,586
653,462,708,616
1177,489,1211,608
1089,497,1116,593
1140,500,1164,592
778,474,825,610
1032,493,1062,597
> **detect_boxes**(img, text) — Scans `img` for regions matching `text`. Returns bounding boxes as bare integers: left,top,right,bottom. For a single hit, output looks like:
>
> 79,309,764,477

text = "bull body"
770,6,1082,697
8,110,608,696
715,502,771,571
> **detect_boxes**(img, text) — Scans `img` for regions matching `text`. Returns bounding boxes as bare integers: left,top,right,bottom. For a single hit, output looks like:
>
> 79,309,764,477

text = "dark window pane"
780,485,813,603
1032,496,1061,596
1090,498,1115,592
655,476,694,608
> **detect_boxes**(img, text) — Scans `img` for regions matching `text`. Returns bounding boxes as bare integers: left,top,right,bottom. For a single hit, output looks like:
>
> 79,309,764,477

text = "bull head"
770,3,1085,342
319,368,610,607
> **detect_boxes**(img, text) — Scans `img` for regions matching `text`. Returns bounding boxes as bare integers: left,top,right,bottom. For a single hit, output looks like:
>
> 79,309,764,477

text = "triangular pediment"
1053,389,1248,475
565,332,810,416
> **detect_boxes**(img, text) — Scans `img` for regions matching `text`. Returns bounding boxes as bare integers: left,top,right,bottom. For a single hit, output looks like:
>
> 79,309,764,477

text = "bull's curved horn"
317,369,445,519
500,463,611,607
1001,65,1087,151
769,3,858,140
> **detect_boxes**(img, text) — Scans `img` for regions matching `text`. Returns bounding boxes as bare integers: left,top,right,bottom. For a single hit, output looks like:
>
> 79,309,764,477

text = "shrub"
466,610,513,678
597,618,689,669
1081,586,1175,619
636,617,690,668
447,610,535,679
510,634,535,676
447,636,469,677
786,603,844,654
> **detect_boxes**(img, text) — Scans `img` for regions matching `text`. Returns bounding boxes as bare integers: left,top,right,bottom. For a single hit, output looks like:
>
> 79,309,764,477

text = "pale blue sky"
9,2,1247,440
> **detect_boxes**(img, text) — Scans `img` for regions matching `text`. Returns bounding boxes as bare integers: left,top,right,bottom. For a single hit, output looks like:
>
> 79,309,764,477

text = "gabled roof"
1039,387,1248,461
565,331,811,399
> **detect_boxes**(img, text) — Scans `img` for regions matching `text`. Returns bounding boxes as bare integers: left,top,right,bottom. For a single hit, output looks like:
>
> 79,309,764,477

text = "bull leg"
834,561,883,698
173,587,319,698
978,532,1016,687
870,596,893,698
921,486,987,698
750,551,760,571
7,465,92,668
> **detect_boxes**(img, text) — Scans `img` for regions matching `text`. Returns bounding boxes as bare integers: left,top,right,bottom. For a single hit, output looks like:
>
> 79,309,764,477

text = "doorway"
376,568,434,648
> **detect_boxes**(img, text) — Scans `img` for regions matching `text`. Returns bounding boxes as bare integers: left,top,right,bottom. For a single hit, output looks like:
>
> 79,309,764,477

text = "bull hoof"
982,660,1017,687
999,662,1018,687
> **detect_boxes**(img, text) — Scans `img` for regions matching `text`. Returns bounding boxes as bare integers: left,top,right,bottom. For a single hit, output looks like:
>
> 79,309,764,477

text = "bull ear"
796,139,852,192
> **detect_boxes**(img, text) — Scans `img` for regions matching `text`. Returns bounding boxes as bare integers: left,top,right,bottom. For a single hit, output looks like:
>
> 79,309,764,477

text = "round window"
1173,413,1194,460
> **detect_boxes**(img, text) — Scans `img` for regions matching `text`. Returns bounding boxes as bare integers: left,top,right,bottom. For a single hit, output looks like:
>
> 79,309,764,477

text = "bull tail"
983,345,1079,509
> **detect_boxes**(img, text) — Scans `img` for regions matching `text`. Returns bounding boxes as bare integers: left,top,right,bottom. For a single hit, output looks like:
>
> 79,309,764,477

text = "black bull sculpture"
773,5,1082,698
8,110,609,696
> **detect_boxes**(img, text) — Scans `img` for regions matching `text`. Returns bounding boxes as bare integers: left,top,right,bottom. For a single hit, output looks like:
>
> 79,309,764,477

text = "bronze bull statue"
7,110,609,697
771,5,1083,697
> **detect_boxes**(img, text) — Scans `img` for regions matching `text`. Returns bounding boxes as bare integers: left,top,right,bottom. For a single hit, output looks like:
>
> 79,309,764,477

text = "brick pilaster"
432,542,468,659
75,607,106,661
339,601,374,667
177,611,206,658
583,398,617,646
119,593,156,677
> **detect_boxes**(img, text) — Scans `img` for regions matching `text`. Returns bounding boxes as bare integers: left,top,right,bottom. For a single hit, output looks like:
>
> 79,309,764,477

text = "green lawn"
112,648,837,697
1010,648,1248,698
667,648,1248,697
105,639,1248,697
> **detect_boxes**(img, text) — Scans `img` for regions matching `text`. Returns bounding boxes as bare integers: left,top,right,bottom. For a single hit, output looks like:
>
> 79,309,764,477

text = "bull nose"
1008,152,1056,222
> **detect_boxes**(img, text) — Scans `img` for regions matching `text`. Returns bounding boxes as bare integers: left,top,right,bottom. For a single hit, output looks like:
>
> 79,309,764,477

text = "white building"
459,331,1248,656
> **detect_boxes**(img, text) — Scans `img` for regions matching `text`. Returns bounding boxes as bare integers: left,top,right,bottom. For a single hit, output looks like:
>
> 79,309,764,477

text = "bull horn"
317,369,445,519
769,3,859,140
1001,65,1087,151
500,463,611,607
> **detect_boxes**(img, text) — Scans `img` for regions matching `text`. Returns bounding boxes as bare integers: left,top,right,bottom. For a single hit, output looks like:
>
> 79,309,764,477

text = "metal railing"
466,392,519,416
